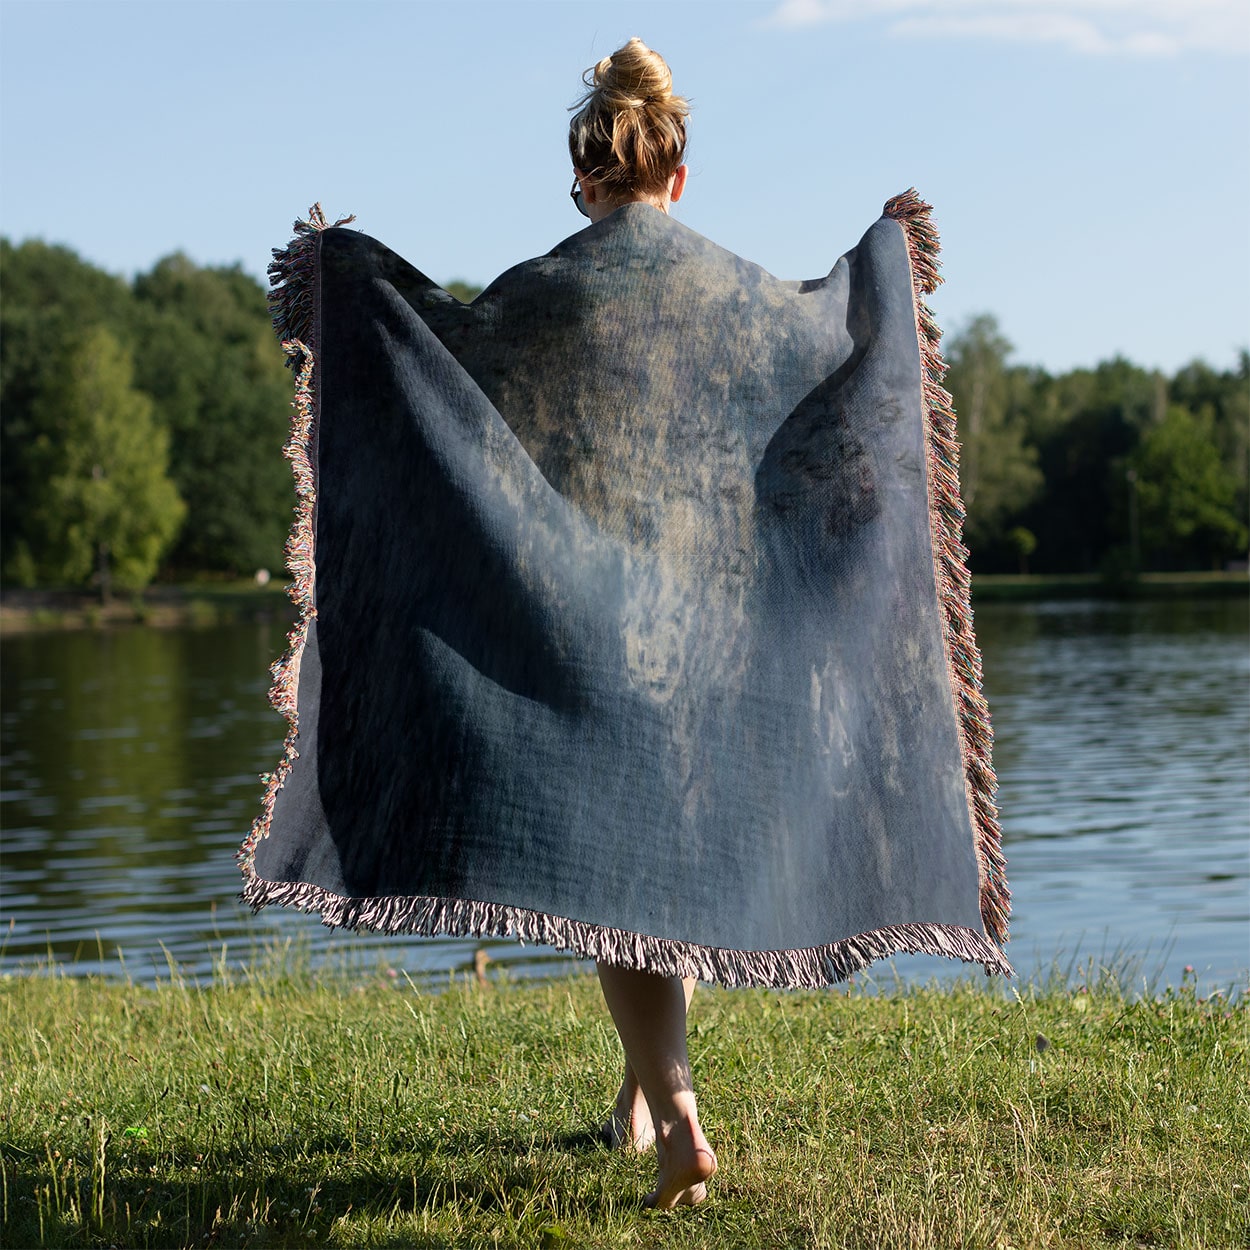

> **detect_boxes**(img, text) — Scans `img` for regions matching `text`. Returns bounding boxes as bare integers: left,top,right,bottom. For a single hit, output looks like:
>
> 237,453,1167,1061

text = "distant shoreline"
1,571,1245,635
0,582,293,635
970,569,1248,602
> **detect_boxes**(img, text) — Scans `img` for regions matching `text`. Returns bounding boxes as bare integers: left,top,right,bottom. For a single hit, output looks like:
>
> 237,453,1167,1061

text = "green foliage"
1,969,1244,1248
1132,405,1247,568
943,317,1249,574
1006,526,1037,574
0,238,134,335
1,235,1244,586
1169,351,1250,535
0,240,139,580
18,327,185,595
444,278,484,304
1,239,290,587
131,255,292,574
944,315,1043,553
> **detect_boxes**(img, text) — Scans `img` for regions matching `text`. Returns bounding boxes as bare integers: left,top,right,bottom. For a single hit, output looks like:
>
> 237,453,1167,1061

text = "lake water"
2,598,1246,993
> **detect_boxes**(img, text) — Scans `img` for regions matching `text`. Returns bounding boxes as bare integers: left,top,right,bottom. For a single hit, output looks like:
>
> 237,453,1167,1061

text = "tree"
4,234,1243,585
1021,357,1160,573
131,255,292,574
1131,405,1247,569
1007,526,1037,575
24,327,185,597
1169,353,1250,540
1,239,139,580
444,279,483,304
943,315,1042,562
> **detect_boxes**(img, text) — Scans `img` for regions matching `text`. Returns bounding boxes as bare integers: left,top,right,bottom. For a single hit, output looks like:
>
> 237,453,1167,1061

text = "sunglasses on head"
570,177,589,219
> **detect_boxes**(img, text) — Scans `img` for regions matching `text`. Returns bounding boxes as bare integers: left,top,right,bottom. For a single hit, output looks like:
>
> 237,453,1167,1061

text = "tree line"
946,316,1247,575
2,240,296,595
1,238,1246,596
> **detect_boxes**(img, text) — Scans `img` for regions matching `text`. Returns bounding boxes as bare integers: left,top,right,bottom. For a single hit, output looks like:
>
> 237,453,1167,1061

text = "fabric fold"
239,193,1012,987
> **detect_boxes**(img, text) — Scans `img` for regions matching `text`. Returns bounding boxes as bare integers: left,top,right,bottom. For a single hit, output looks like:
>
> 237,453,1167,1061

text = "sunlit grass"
2,957,1245,1248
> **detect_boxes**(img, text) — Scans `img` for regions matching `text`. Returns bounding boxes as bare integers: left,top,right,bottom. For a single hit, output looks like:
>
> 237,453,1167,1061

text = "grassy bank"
970,570,1248,602
0,582,294,634
2,965,1245,1249
1,570,1245,633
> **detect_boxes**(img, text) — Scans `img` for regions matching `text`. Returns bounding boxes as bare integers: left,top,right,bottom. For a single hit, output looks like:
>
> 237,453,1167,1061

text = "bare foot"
644,1117,717,1209
601,1076,655,1151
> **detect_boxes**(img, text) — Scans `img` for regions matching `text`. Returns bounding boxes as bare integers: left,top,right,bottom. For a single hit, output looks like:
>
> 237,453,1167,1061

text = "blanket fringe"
240,198,1013,988
241,872,1013,988
238,205,350,881
266,203,355,355
883,189,1011,946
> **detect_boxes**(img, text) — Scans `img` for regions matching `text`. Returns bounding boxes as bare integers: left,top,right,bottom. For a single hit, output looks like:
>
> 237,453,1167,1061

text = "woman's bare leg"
596,964,716,1208
602,1055,654,1151
602,978,696,1152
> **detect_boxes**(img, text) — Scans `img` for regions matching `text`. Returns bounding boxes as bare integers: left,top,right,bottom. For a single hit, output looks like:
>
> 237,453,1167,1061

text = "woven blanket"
238,192,1012,987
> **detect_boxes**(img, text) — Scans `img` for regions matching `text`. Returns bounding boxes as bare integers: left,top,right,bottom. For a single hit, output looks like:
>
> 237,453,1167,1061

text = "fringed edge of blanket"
240,872,1013,987
237,204,353,889
265,203,356,353
883,188,1011,948
240,199,1013,990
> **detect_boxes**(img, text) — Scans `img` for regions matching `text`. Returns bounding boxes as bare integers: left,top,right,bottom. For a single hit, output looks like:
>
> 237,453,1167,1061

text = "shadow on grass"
5,1124,633,1249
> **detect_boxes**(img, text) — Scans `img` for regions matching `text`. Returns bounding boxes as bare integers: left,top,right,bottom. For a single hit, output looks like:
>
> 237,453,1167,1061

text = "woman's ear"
575,168,600,206
669,164,688,203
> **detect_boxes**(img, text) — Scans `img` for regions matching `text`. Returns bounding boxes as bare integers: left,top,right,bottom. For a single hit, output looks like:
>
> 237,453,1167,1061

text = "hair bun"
569,38,689,198
594,36,673,109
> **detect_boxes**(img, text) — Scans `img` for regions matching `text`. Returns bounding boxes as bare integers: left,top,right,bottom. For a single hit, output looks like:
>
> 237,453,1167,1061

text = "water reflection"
970,598,1249,990
2,598,1246,989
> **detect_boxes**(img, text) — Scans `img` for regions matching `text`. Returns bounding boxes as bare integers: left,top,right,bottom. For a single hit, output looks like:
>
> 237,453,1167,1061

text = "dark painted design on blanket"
239,198,1011,987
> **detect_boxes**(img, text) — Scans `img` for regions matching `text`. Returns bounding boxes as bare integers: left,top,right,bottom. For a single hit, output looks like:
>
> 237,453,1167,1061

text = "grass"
0,581,293,634
1,959,1246,1249
971,571,1248,602
2,571,1244,634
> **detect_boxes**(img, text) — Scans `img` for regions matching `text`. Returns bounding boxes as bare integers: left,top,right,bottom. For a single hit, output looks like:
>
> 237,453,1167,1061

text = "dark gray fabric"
248,204,1003,976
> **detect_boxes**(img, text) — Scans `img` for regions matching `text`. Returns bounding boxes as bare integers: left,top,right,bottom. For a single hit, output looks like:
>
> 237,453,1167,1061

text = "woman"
567,38,717,1211
243,37,1010,1215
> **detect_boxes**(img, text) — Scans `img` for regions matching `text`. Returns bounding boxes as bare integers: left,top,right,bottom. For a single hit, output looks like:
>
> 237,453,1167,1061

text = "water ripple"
1,602,1246,991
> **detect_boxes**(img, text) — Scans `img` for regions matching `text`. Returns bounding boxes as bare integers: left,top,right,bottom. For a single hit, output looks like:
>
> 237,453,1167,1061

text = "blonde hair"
568,38,689,199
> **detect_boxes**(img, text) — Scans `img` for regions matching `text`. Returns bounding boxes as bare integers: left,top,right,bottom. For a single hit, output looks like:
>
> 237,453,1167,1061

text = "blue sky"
2,0,1247,375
